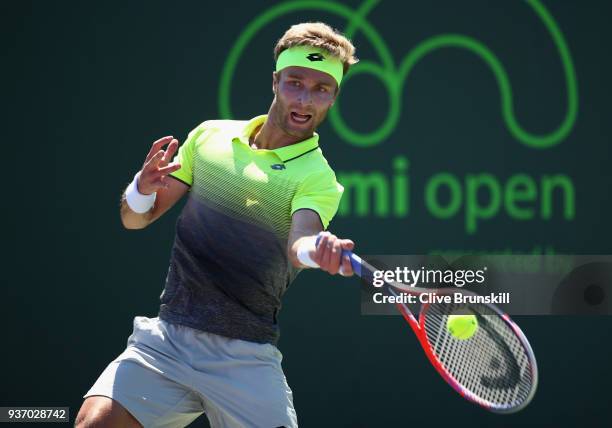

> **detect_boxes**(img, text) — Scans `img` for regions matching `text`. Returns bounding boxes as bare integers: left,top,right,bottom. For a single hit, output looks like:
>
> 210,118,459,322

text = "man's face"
270,66,339,139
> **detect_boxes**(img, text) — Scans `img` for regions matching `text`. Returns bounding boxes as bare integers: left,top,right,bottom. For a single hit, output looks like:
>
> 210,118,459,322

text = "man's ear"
272,71,279,94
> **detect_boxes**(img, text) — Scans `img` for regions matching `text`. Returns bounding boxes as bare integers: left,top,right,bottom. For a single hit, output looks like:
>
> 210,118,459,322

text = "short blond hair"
274,22,358,75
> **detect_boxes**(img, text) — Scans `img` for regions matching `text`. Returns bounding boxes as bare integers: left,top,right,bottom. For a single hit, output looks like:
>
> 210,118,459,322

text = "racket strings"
423,302,535,410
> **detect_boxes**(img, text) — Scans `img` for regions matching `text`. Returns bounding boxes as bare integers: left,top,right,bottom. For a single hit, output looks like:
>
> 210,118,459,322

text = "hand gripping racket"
330,245,538,413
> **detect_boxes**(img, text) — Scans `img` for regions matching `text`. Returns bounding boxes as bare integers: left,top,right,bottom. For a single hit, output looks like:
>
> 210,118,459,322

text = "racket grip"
314,234,362,277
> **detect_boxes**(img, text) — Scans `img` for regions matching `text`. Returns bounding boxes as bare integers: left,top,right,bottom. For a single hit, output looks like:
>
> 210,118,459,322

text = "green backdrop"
3,0,611,426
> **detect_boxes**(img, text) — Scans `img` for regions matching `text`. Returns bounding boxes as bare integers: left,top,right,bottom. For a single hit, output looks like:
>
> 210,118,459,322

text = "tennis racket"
337,249,538,413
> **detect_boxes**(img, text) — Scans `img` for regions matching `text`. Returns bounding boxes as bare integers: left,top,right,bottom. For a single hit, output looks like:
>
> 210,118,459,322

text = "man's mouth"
290,112,312,124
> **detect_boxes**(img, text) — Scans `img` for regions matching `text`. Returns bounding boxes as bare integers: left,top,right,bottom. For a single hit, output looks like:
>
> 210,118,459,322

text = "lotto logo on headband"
306,53,325,62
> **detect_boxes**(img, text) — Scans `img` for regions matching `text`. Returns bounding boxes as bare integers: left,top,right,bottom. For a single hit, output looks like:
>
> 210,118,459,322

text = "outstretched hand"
138,136,182,195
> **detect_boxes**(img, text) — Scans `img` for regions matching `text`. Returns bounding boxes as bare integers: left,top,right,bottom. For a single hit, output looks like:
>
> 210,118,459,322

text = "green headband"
276,45,343,87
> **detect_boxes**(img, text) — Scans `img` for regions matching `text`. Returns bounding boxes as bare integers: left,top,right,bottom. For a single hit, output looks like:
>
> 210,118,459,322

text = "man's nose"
297,88,313,105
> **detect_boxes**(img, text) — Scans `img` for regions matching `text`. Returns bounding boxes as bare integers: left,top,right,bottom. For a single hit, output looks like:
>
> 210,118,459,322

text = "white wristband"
297,236,319,268
125,171,156,214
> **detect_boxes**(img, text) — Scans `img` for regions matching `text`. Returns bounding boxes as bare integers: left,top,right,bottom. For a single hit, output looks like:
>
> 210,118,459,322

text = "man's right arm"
120,177,189,229
120,135,189,229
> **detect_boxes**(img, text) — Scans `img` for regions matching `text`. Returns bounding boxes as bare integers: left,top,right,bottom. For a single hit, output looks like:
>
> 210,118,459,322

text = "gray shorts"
83,316,297,428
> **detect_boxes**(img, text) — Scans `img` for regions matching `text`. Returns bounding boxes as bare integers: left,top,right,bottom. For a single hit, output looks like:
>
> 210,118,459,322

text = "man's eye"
319,87,328,92
290,81,301,87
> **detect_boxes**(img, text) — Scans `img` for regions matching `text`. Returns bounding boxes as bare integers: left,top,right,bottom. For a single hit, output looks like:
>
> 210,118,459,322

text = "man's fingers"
329,238,343,274
314,232,330,265
143,150,165,171
314,233,352,274
142,159,180,191
337,239,354,276
340,253,354,276
145,136,174,163
319,234,333,269
156,162,181,176
161,139,179,166
321,235,338,273
340,239,355,251
311,234,356,276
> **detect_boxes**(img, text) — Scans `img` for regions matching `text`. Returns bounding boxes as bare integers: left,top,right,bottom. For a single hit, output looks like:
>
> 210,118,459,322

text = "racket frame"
349,251,538,413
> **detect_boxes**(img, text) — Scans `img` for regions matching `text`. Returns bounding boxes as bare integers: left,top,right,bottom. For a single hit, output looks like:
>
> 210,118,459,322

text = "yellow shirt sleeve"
168,122,209,186
291,169,344,229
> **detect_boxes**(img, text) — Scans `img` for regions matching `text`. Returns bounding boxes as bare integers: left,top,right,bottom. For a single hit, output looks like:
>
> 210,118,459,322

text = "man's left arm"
287,209,354,275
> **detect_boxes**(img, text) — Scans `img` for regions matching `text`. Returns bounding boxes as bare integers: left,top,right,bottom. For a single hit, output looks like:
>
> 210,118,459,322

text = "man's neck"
249,118,312,150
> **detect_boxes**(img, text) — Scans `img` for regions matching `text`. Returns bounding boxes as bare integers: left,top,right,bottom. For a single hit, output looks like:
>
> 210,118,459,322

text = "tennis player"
76,22,358,428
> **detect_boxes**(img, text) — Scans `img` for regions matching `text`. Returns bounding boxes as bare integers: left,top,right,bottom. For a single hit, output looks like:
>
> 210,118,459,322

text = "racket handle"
343,250,362,277
315,234,362,277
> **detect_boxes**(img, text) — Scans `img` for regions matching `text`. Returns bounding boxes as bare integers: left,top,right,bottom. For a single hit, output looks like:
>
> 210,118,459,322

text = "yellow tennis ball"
447,314,478,340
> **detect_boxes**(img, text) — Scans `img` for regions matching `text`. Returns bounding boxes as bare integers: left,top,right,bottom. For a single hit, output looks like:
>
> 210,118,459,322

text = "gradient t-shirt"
158,115,343,344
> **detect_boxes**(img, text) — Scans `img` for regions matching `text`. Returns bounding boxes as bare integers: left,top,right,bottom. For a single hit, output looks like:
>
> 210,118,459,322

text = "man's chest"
189,138,301,232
